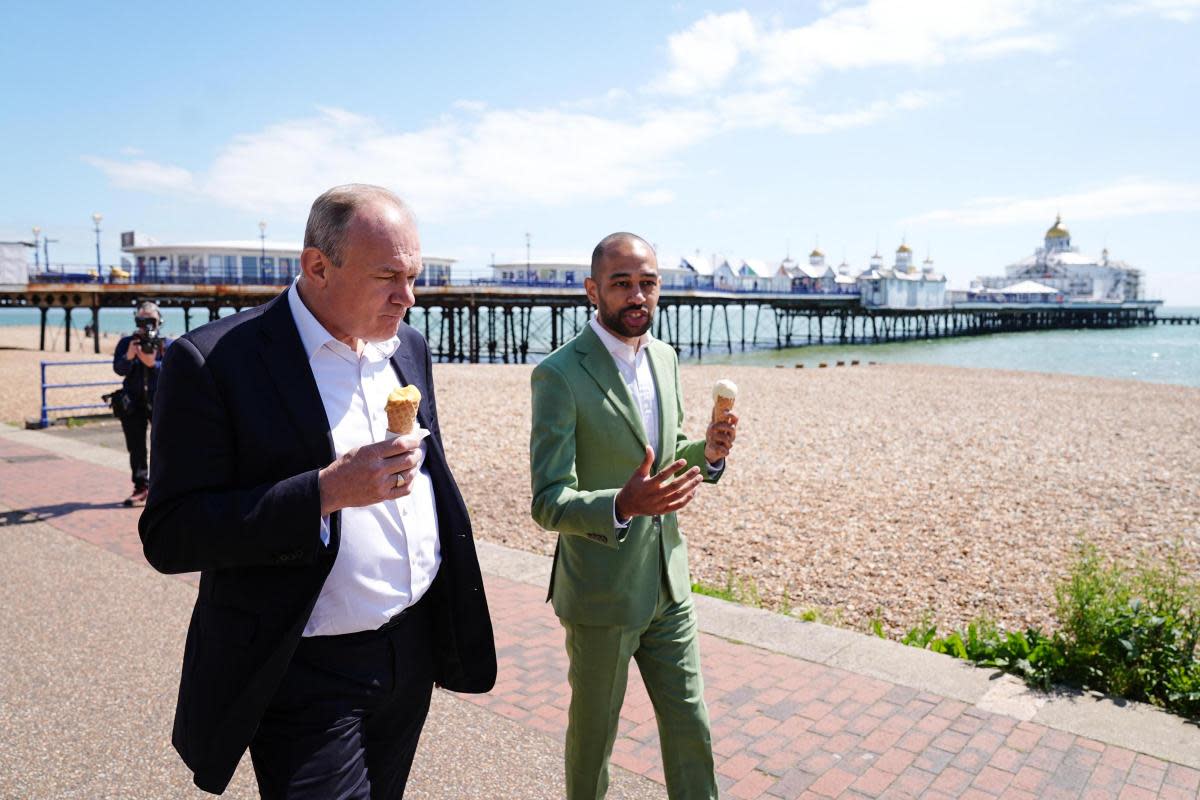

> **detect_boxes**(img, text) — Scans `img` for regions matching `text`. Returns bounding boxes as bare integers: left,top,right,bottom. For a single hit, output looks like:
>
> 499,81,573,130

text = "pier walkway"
2,420,1198,799
0,281,1177,362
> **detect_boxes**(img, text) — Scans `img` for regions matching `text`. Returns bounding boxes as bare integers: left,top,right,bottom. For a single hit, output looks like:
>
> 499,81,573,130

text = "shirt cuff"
612,497,631,529
706,458,725,478
320,515,331,547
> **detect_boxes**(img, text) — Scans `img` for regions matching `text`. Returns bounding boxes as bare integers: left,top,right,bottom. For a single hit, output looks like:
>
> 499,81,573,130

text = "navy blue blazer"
139,292,496,794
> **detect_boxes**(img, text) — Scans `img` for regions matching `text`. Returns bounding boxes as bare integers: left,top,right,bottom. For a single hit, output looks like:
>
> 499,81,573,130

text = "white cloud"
655,11,758,95
633,189,677,206
82,156,194,193
655,1,1055,94
1113,0,1200,22
99,106,715,221
86,5,1052,220
905,178,1200,226
717,89,941,134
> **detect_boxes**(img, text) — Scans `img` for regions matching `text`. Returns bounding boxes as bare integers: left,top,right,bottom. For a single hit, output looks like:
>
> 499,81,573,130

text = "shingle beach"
5,324,1197,637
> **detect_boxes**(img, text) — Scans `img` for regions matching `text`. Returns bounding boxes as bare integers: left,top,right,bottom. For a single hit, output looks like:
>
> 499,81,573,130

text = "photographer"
112,301,172,507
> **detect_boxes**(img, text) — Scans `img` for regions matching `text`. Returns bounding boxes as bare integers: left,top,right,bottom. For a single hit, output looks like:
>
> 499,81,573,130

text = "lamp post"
32,226,40,270
92,213,103,271
258,220,267,261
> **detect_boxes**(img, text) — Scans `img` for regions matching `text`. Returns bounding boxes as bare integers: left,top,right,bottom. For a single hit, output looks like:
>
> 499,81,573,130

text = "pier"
0,281,1180,362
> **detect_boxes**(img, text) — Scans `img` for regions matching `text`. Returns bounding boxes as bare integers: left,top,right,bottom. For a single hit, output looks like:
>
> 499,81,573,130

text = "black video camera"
134,315,163,354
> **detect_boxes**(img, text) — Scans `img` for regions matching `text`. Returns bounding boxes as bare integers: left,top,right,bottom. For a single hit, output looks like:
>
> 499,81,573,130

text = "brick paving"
3,432,1199,799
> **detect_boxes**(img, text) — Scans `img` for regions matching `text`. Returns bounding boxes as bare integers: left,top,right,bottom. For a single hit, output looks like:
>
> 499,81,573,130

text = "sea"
3,305,1197,389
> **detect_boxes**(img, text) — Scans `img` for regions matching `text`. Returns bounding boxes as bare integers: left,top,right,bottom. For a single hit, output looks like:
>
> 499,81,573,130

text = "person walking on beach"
112,300,171,507
140,184,496,798
530,232,738,799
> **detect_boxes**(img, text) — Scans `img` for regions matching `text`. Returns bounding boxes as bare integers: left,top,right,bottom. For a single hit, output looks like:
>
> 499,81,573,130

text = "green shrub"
901,543,1200,719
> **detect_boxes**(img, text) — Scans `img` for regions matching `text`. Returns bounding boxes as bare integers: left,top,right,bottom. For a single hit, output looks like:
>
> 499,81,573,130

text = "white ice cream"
713,379,738,401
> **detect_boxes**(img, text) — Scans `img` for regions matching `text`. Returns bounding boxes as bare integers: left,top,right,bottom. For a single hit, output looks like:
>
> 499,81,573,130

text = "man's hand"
125,340,140,361
615,445,703,520
704,411,739,464
135,348,157,368
318,433,425,516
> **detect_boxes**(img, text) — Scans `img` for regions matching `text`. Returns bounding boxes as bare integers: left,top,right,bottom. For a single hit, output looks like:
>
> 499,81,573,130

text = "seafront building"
488,258,588,286
117,234,455,286
857,243,948,309
975,216,1142,302
774,250,838,293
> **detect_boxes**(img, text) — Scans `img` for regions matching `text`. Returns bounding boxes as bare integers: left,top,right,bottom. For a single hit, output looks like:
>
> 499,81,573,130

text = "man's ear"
300,247,330,287
583,276,598,307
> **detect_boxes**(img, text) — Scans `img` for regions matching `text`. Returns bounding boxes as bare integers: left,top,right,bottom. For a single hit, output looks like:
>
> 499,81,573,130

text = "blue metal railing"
40,360,120,428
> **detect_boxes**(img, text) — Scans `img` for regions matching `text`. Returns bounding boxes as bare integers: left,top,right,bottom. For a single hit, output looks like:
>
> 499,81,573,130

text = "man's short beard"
599,303,653,339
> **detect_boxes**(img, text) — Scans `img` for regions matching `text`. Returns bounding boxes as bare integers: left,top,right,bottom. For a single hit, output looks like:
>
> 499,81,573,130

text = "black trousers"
118,403,150,489
249,598,435,800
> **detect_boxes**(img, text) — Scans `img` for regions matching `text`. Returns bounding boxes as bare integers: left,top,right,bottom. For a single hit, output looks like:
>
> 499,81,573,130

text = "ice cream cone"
711,379,737,423
385,385,421,434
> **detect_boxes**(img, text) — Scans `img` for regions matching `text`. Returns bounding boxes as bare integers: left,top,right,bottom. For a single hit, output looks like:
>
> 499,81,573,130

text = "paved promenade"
2,420,1198,799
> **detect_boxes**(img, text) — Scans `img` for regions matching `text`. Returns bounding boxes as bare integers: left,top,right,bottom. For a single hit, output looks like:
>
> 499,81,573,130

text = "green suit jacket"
530,325,720,628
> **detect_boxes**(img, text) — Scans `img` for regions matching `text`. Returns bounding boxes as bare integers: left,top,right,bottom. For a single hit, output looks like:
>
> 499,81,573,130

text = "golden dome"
809,248,824,258
896,243,912,254
1045,214,1070,239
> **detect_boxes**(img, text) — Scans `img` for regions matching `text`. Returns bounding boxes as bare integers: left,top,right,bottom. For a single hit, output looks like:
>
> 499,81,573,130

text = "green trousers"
560,581,717,800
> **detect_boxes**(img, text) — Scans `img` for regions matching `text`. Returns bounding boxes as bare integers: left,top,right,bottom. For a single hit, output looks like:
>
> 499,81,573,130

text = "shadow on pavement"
0,501,128,527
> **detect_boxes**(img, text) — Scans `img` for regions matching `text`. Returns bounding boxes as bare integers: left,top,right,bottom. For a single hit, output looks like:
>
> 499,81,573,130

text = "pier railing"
27,270,862,297
39,360,119,428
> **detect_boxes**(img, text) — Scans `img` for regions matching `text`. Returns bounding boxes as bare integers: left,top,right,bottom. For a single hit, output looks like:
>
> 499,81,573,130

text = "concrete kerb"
0,423,128,472
476,543,1200,771
7,423,1200,771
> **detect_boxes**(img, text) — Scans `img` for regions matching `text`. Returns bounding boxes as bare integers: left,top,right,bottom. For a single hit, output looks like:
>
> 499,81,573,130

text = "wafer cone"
711,378,738,423
385,385,421,434
712,395,735,423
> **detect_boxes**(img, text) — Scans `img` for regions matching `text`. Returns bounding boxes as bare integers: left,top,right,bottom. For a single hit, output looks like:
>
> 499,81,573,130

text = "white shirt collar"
588,314,651,368
287,279,400,363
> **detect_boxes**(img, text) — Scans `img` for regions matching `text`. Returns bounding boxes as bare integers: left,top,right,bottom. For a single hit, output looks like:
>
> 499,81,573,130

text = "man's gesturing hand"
318,434,424,516
615,446,703,521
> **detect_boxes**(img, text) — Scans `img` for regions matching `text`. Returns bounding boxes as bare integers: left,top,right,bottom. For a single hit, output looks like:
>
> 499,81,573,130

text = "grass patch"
901,543,1200,720
692,571,839,623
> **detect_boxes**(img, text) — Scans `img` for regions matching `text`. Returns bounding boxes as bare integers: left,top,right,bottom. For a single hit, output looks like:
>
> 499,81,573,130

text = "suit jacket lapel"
257,293,335,467
387,335,434,432
388,333,456,508
575,326,648,450
645,341,676,471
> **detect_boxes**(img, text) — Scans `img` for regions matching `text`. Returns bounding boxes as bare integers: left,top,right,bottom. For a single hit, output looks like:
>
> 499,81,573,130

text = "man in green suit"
530,232,738,799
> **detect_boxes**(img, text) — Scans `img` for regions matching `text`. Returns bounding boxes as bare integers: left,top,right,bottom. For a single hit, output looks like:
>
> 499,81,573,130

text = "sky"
2,0,1198,302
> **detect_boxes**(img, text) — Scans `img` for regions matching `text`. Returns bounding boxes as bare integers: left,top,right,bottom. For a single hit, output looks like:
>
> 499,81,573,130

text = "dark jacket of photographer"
113,335,173,409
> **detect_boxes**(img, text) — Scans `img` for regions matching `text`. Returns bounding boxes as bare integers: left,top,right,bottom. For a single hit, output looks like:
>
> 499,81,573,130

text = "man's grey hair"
304,184,412,266
135,300,162,321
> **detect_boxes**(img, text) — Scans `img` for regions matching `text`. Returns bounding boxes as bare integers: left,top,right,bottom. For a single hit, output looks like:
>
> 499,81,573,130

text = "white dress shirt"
589,315,723,529
287,281,441,637
589,315,659,457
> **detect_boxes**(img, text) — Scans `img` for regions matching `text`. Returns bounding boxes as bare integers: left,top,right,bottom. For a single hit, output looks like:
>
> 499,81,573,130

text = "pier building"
977,216,1142,302
119,235,454,286
489,258,588,286
858,243,947,309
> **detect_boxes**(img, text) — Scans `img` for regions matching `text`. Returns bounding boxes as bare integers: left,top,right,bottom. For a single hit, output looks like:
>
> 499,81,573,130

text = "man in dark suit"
140,184,496,798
